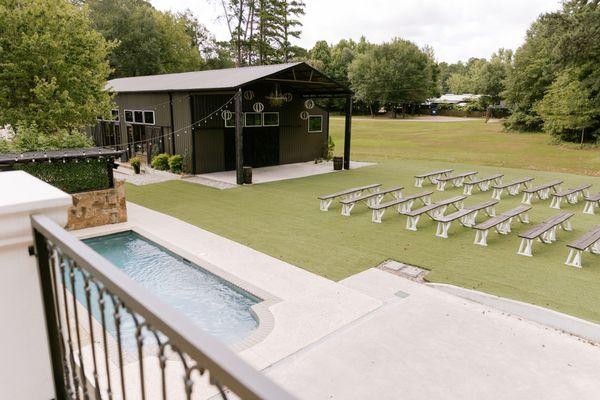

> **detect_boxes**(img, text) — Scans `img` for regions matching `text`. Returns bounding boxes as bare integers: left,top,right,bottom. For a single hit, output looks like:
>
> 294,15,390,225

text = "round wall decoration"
221,110,233,121
300,111,309,120
243,90,255,101
284,92,293,102
253,102,264,112
304,99,315,109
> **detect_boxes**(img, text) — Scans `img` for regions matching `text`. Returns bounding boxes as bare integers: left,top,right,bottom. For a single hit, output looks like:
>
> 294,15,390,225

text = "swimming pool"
81,231,260,347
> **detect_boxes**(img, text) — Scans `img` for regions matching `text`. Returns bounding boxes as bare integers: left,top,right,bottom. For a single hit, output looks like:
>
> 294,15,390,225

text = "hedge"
15,159,110,193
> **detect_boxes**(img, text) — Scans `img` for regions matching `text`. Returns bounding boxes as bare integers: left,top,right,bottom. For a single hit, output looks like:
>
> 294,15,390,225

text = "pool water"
81,231,259,347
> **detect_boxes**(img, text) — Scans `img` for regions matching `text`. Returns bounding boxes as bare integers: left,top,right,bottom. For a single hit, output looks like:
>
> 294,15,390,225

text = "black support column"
343,95,353,169
168,92,175,154
189,93,197,175
235,88,244,184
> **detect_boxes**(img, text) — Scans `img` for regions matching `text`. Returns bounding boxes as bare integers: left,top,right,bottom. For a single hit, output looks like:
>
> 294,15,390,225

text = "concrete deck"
190,160,375,187
74,204,600,399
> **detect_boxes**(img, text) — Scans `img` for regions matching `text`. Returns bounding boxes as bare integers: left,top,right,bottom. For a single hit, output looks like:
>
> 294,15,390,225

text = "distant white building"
426,93,482,107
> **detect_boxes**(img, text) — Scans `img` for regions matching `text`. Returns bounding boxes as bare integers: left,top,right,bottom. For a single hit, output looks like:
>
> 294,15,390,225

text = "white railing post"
0,171,72,400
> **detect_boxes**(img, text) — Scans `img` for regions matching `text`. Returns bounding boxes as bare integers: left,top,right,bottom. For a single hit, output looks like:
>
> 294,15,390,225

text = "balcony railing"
31,214,295,400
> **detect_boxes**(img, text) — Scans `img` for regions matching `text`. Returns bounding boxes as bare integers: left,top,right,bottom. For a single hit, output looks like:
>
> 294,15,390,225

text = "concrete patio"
187,160,375,188
73,203,600,399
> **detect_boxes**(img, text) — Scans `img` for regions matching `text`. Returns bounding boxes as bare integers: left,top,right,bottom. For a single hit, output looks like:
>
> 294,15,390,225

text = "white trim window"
143,110,155,125
124,110,134,123
262,112,279,127
124,109,155,125
245,112,262,127
308,115,323,133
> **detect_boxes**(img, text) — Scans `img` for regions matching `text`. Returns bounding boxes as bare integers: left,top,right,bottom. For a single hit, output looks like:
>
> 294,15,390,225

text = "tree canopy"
0,0,113,132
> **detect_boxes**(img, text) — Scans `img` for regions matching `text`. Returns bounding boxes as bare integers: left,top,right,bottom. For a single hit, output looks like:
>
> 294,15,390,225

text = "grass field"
126,117,600,322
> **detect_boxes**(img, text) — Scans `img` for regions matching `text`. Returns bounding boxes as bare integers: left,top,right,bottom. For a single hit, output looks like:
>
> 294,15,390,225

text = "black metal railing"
31,214,295,400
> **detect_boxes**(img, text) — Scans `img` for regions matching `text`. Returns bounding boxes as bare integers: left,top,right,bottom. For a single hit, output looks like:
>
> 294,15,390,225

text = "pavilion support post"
343,95,353,169
235,88,244,184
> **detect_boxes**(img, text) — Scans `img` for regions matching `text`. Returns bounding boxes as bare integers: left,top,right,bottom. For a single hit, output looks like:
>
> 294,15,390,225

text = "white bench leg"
372,209,384,223
498,220,510,234
462,210,478,226
474,229,489,246
549,196,562,209
415,177,424,188
566,193,578,204
453,177,465,187
565,249,582,268
546,226,558,242
320,198,333,211
341,202,355,216
517,238,533,256
406,215,420,231
485,205,496,217
508,184,520,195
455,201,464,210
368,194,384,207
492,188,502,200
583,201,595,215
437,180,447,191
432,205,447,218
540,188,550,200
463,184,473,195
562,220,573,231
436,221,451,238
590,242,600,255
522,192,532,205
422,195,432,205
398,199,414,213
430,174,441,184
392,190,403,200
518,213,530,224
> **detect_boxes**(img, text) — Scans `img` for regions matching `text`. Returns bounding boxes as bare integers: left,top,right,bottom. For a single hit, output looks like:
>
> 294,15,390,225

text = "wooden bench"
414,168,453,187
583,192,600,215
403,195,467,231
565,225,600,268
369,191,433,223
472,205,531,246
463,174,504,195
491,177,534,200
340,186,404,216
517,212,574,257
433,199,499,238
436,171,478,191
318,184,381,211
549,184,592,209
521,180,563,205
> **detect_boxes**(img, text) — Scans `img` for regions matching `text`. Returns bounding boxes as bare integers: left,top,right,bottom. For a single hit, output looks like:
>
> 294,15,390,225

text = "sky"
150,0,562,63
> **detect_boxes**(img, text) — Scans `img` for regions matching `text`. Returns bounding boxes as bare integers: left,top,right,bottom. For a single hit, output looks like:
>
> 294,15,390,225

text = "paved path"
265,268,600,400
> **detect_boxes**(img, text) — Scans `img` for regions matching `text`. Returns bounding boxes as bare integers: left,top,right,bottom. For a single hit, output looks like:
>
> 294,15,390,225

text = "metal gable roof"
106,62,305,93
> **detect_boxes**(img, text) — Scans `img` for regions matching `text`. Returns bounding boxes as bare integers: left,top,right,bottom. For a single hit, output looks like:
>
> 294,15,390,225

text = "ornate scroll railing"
31,214,295,400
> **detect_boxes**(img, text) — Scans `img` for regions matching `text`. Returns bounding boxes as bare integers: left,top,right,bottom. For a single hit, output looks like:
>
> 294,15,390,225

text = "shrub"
15,159,110,193
320,135,335,160
151,153,170,170
4,122,93,152
168,154,183,174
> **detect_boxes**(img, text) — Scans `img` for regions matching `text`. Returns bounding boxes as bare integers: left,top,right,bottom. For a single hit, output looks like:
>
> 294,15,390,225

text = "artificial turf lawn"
126,118,600,322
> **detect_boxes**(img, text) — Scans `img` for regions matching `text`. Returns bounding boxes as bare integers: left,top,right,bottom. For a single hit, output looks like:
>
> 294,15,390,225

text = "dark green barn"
91,62,353,183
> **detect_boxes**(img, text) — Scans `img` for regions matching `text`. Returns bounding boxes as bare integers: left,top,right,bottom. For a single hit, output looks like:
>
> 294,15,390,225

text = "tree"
534,69,595,144
275,0,305,62
348,39,437,117
86,0,205,77
0,0,113,132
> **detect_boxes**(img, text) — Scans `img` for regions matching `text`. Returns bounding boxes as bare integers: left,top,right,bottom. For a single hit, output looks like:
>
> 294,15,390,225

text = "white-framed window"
308,115,323,133
245,112,262,127
133,110,144,124
262,112,279,127
124,110,134,123
143,110,155,125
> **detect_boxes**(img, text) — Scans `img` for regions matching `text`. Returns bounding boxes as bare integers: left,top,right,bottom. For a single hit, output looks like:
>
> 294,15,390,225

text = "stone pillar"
0,171,72,400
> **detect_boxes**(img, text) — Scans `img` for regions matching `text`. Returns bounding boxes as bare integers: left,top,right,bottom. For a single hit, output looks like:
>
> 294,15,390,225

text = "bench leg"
562,220,573,231
507,184,520,196
498,220,510,234
415,177,424,188
436,221,451,238
320,198,333,211
392,190,403,200
566,193,578,204
480,182,491,192
517,238,533,256
492,188,503,200
485,205,496,217
367,195,384,207
341,202,355,216
432,205,447,218
463,184,473,195
549,196,562,209
436,180,446,191
545,226,558,242
406,215,420,231
590,242,600,255
540,188,550,200
522,192,532,205
462,210,478,226
372,209,384,223
453,177,465,187
583,201,595,215
474,229,489,246
565,249,583,268
455,201,464,211
398,199,414,213
518,213,530,224
422,195,432,205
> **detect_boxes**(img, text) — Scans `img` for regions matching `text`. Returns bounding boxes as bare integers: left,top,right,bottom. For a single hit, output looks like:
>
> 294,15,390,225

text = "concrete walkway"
266,268,600,400
192,160,375,186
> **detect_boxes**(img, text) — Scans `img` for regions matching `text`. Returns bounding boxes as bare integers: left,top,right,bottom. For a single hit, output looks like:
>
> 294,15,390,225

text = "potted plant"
333,156,343,170
130,156,141,174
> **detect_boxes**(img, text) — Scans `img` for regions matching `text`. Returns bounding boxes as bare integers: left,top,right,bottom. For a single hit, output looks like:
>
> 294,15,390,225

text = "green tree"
275,0,305,62
0,0,113,132
534,69,595,144
348,38,437,117
86,0,204,77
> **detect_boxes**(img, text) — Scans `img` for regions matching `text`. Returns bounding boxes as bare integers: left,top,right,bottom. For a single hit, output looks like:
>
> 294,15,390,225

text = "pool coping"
72,223,280,353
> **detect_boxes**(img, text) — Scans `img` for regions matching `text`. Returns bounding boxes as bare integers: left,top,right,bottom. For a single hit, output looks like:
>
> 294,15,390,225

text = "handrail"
31,213,295,400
